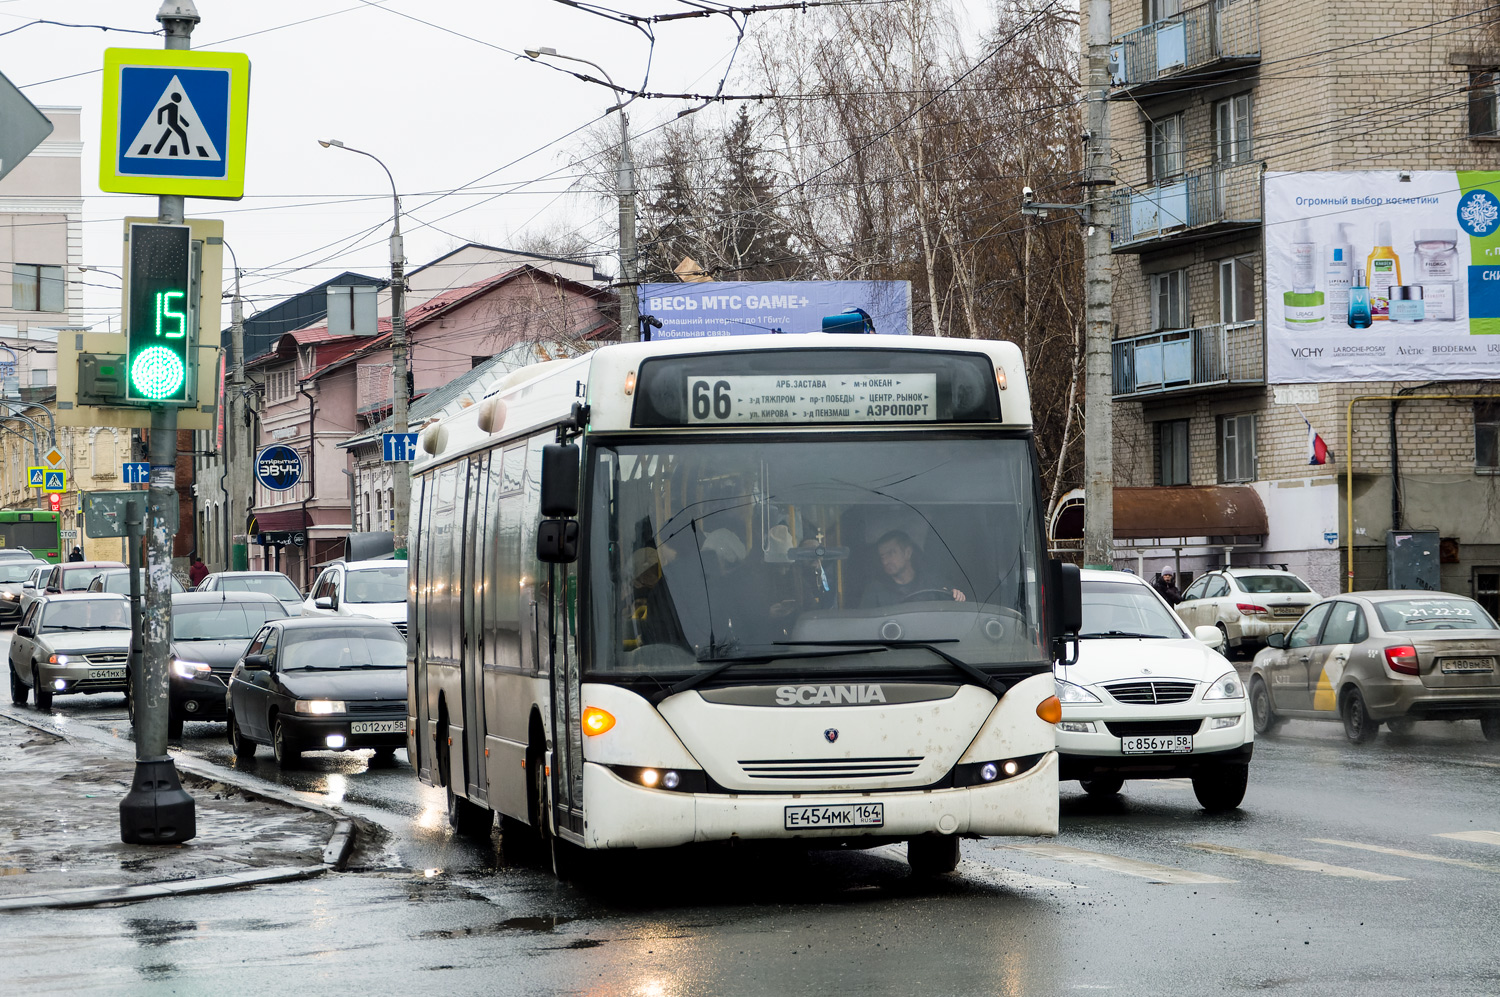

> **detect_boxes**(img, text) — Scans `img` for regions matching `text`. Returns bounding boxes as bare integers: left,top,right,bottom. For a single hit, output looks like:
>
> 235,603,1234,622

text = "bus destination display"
684,373,938,424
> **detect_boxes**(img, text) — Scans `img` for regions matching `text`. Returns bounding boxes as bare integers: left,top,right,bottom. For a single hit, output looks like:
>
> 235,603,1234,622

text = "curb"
0,708,367,908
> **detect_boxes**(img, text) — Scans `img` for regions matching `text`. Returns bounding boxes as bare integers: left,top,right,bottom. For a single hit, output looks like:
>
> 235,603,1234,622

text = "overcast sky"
4,0,987,329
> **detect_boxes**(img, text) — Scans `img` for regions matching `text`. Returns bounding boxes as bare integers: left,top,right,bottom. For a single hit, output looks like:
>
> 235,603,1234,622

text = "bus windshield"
588,436,1047,680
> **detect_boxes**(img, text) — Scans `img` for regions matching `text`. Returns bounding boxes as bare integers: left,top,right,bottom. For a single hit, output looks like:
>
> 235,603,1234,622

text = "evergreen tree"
710,106,800,280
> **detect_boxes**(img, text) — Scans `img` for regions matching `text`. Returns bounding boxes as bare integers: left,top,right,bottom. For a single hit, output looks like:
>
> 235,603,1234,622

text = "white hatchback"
1054,570,1253,812
301,560,409,636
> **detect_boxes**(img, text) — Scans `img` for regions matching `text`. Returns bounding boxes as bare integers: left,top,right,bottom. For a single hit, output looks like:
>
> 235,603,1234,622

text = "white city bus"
408,334,1079,876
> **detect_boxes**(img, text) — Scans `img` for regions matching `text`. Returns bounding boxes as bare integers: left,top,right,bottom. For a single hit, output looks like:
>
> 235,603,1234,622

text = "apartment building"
1092,0,1500,606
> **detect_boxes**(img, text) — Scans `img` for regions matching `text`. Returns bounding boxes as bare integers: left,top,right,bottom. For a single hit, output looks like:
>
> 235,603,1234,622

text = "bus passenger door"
461,456,489,805
410,473,431,781
546,558,583,838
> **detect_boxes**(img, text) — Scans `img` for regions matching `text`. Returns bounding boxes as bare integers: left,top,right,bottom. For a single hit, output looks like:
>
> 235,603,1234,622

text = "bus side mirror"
1051,560,1082,635
540,444,580,518
537,519,579,563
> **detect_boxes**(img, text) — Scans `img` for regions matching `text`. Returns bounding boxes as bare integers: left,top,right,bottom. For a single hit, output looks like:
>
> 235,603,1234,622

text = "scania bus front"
571,338,1077,874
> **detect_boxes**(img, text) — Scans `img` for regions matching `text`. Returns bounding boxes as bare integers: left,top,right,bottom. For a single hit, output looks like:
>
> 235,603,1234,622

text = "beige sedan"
1249,592,1500,743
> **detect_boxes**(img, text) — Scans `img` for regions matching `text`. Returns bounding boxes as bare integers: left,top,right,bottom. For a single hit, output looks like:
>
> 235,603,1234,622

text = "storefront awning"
249,509,310,533
1050,486,1267,545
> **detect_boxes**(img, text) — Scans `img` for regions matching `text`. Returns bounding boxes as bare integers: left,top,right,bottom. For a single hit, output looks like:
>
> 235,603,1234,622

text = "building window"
12,264,64,313
1148,113,1185,183
266,367,294,402
1158,419,1190,486
1476,401,1500,468
1470,70,1500,138
1214,94,1253,163
1219,414,1258,482
1475,568,1500,620
1146,0,1182,23
1151,269,1188,330
1218,256,1257,323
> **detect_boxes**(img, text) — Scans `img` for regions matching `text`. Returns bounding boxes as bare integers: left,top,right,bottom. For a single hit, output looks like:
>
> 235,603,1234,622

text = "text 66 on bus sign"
255,445,302,492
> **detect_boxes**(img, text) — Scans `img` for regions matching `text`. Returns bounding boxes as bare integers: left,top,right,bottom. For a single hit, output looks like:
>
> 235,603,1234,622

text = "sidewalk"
0,714,335,906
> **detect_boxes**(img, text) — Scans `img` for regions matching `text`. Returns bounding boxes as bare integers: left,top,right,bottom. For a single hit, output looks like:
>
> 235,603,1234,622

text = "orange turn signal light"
582,706,616,736
1036,695,1062,724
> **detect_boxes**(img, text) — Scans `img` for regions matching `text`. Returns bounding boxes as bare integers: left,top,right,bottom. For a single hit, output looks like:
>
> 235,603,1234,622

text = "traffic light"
48,493,61,513
126,223,193,404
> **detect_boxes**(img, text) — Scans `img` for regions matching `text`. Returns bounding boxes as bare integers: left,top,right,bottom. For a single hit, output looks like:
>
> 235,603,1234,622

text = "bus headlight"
953,753,1045,787
608,765,704,792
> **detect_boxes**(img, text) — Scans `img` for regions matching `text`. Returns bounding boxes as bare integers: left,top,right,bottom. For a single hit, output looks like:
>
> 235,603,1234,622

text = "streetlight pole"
223,241,249,571
524,47,638,341
318,139,409,557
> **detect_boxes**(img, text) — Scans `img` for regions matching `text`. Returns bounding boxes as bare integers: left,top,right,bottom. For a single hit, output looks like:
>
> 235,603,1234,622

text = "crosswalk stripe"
1435,830,1500,847
996,843,1235,885
1186,842,1405,881
1308,838,1500,872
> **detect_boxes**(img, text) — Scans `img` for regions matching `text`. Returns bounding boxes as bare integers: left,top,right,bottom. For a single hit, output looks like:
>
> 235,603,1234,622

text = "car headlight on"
171,659,211,679
47,654,69,666
1203,671,1245,700
1055,679,1101,704
295,699,346,714
1,591,17,601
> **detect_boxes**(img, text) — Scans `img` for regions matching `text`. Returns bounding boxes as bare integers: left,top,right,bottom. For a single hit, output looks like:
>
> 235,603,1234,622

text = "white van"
301,559,408,635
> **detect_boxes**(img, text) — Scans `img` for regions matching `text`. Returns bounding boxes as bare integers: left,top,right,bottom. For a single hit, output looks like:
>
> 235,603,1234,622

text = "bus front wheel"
907,835,960,876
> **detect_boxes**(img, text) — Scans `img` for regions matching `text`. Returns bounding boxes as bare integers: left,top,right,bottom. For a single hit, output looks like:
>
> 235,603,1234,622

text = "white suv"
301,559,408,635
1175,568,1319,654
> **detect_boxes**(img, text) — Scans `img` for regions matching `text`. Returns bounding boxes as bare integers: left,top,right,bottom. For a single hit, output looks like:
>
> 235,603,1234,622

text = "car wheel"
1385,716,1416,736
1080,776,1125,797
167,715,184,741
229,712,256,759
1216,623,1233,657
373,746,398,765
1192,763,1249,812
907,835,961,876
32,665,51,711
272,716,301,768
1480,714,1500,742
1340,687,1378,744
9,665,28,705
1250,677,1280,735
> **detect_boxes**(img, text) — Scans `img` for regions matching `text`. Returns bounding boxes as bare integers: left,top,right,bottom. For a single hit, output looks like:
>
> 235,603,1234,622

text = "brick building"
1086,0,1500,608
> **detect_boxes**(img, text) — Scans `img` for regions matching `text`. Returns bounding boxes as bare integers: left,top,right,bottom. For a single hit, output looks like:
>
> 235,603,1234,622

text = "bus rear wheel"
907,835,961,876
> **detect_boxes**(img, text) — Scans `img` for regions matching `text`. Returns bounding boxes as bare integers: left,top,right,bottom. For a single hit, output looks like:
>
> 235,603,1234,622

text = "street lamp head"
318,139,344,149
524,46,557,59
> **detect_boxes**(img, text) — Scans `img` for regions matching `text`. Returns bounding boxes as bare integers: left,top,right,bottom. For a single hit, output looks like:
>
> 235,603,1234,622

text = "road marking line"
1308,838,1500,872
1185,842,1405,881
997,843,1235,884
1436,830,1500,847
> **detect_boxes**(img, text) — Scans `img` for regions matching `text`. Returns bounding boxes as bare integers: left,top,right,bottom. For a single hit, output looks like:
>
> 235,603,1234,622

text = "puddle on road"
418,914,576,939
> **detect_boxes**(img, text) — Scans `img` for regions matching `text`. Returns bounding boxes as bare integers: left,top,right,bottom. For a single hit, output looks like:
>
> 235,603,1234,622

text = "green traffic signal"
126,223,193,404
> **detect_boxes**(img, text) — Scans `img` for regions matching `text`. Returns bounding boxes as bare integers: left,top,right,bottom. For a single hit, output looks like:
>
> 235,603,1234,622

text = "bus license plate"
90,668,126,680
1120,735,1193,754
350,720,406,734
784,803,884,830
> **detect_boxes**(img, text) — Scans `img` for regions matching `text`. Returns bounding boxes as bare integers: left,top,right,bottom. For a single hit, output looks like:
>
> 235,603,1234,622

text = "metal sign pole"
126,500,143,721
120,0,198,847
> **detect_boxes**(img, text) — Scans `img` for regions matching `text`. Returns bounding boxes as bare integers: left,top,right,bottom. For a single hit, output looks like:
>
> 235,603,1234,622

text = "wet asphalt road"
6,689,1500,995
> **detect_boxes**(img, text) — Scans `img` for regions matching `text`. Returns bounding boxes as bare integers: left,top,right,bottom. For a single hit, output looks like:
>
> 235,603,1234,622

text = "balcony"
1110,0,1260,97
1112,321,1263,399
1111,160,1260,253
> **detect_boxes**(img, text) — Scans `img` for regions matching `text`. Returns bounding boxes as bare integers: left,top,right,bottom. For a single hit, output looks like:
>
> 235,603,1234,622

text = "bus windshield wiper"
650,646,888,704
1077,631,1168,639
776,639,1008,698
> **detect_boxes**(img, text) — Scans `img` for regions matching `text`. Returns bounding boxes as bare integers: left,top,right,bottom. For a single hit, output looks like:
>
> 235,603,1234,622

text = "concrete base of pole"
231,543,248,571
120,757,196,844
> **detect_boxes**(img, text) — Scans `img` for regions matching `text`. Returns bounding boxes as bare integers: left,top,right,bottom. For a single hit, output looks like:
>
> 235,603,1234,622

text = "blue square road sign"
122,462,151,484
382,433,420,462
27,467,44,487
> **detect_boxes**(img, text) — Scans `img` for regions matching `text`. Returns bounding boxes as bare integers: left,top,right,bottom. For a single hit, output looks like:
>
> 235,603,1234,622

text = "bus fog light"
980,762,998,782
640,768,660,787
53,679,67,691
661,770,680,790
184,699,199,713
1057,721,1095,733
1209,716,1240,730
326,734,346,748
1002,760,1019,776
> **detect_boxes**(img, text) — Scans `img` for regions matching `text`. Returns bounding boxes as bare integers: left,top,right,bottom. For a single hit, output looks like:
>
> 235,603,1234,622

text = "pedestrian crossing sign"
42,469,65,493
99,48,251,199
27,466,44,488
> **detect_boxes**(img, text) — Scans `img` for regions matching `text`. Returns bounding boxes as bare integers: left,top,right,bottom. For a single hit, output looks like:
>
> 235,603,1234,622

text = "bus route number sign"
685,373,938,425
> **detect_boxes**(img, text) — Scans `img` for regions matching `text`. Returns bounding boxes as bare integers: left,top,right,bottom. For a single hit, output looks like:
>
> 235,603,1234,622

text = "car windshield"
279,627,405,669
0,561,41,583
103,571,183,594
42,600,130,631
586,437,1048,679
173,602,287,640
1235,574,1311,594
344,567,406,604
1078,579,1185,639
218,574,301,601
1374,597,1499,631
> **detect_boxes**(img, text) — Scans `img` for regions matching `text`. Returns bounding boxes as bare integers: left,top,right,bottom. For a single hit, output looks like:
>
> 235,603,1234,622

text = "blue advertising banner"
639,281,911,340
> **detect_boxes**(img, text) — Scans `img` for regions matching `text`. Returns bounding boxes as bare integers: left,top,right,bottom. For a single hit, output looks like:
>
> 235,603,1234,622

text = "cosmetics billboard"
1265,170,1500,383
639,280,911,340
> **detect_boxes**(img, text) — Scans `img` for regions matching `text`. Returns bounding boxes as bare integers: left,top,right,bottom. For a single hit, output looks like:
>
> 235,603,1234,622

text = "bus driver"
861,530,967,607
